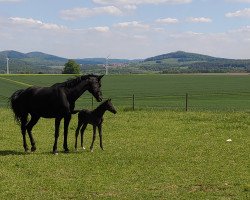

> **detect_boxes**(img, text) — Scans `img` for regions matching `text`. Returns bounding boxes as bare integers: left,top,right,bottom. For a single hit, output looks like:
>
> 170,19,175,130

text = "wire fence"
1,92,249,111
75,92,250,112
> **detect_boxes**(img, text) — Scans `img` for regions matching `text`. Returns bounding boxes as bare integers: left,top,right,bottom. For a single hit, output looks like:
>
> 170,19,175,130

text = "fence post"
132,94,135,111
91,96,94,110
185,93,188,111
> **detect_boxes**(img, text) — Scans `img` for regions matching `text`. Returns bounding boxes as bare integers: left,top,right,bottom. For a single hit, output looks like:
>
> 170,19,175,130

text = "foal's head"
103,99,117,114
87,75,104,102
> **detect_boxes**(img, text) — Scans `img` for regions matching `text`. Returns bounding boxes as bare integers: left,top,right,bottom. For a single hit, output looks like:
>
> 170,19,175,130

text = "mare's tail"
9,89,25,124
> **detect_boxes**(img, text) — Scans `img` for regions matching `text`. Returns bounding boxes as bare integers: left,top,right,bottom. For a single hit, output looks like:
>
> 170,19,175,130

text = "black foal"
75,99,117,152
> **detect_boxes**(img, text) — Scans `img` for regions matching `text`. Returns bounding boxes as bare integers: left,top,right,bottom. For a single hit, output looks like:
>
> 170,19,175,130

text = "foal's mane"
52,74,97,88
94,99,110,111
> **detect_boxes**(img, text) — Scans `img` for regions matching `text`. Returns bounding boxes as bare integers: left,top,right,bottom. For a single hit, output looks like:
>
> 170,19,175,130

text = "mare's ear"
108,98,111,101
98,75,104,81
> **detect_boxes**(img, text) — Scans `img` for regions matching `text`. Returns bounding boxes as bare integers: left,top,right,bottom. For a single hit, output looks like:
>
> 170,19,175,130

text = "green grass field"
0,74,249,199
0,74,250,111
0,108,249,199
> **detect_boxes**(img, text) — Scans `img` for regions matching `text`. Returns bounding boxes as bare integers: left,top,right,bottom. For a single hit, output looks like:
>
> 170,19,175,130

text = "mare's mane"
52,74,96,88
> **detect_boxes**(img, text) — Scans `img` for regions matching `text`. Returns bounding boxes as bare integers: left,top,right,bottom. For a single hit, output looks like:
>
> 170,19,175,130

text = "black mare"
74,99,117,152
10,74,104,154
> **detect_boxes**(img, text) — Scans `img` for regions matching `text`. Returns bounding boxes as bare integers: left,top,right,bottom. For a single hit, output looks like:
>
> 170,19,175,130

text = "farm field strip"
0,74,249,111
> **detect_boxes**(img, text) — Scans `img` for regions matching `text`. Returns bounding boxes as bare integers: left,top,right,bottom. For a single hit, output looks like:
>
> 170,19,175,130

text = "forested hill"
0,50,132,73
141,51,250,73
145,51,233,62
0,50,68,73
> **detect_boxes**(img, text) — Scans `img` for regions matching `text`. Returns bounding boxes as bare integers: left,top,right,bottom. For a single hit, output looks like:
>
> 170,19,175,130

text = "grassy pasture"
0,74,249,199
0,108,249,199
0,74,250,111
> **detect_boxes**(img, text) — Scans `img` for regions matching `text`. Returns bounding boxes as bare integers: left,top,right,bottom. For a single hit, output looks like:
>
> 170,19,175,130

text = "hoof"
31,146,36,152
82,146,86,150
53,150,58,155
64,149,70,153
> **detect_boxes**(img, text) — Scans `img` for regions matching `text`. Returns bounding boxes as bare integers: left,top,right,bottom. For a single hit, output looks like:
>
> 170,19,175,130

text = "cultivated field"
0,74,250,111
0,108,249,199
0,74,249,199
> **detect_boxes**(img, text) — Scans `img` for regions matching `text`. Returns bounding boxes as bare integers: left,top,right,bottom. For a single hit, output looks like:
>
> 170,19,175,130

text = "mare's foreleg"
20,115,28,152
63,115,71,153
98,124,104,150
80,124,87,150
90,125,97,152
53,117,62,154
26,115,40,152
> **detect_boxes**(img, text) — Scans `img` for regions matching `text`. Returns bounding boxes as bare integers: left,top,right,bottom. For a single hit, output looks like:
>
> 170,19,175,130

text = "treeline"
161,62,250,74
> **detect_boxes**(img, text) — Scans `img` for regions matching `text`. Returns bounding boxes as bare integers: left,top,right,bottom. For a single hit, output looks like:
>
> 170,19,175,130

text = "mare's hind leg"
26,115,40,152
90,125,97,152
80,124,87,150
20,114,28,152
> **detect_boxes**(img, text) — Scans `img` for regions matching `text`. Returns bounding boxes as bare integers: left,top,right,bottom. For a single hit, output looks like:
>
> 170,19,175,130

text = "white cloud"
114,21,150,29
186,17,212,23
225,8,250,17
92,0,192,10
88,26,110,32
0,0,22,2
60,6,122,20
93,0,192,5
225,0,250,3
124,5,137,10
9,17,67,30
155,18,179,24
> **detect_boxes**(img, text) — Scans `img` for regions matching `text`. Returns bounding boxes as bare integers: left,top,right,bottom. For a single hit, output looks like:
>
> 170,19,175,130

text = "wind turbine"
6,57,9,74
105,55,110,75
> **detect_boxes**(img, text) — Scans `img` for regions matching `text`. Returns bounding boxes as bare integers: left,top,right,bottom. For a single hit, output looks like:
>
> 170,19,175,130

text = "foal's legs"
80,124,87,150
20,114,28,152
98,124,104,150
90,125,97,152
26,115,40,152
75,123,81,150
75,121,84,150
53,117,62,154
63,114,71,153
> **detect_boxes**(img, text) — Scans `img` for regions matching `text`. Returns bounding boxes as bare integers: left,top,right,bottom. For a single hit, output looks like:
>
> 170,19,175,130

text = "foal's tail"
9,89,25,124
71,110,81,114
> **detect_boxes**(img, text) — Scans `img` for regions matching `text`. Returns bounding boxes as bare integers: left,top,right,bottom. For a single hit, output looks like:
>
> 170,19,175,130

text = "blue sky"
0,0,250,59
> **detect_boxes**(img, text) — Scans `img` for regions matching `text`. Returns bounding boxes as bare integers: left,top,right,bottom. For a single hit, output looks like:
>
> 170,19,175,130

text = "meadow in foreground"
0,108,249,199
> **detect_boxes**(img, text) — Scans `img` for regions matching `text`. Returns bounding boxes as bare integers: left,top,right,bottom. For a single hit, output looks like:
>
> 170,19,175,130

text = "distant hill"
0,50,249,74
0,50,133,73
140,51,250,73
0,50,68,73
145,51,230,62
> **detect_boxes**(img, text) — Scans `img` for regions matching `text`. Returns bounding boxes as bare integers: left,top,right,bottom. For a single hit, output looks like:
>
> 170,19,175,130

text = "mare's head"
103,99,117,114
87,74,104,102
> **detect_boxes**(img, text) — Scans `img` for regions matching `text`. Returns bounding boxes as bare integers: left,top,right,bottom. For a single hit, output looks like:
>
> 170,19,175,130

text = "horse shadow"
0,150,26,156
